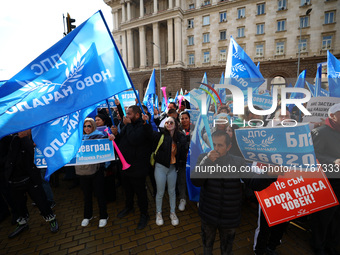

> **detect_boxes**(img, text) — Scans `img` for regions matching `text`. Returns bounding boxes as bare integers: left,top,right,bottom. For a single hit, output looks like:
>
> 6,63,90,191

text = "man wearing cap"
311,102,340,255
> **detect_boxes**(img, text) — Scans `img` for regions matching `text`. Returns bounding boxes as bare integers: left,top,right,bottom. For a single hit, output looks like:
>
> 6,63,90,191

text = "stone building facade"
104,0,340,98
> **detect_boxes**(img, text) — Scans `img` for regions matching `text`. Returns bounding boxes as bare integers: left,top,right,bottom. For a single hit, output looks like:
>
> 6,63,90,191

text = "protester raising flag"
327,51,340,97
31,104,99,180
0,10,132,139
142,69,158,131
224,36,264,91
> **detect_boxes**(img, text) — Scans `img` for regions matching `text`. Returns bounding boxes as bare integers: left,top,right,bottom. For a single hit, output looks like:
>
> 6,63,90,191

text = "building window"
203,33,210,43
300,0,310,6
188,19,194,28
203,52,210,63
220,30,227,40
276,41,285,55
298,39,307,52
257,24,265,34
256,44,264,57
257,3,265,15
220,12,227,22
189,3,195,9
300,16,309,28
203,0,210,5
322,35,332,50
237,27,245,38
188,36,194,46
237,8,245,19
220,49,227,61
188,54,195,65
277,20,286,31
325,11,335,24
203,15,210,26
278,0,286,10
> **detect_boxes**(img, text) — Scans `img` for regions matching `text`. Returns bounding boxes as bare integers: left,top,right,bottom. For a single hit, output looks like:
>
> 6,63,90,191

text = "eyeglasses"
165,121,174,125
84,125,92,128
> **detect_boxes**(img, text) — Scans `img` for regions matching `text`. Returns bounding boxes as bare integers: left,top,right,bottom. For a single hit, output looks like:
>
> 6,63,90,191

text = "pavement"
0,175,316,255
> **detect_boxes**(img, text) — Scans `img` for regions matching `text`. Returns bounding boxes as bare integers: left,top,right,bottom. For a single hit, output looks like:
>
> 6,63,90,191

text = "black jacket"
118,118,153,178
153,130,188,170
191,153,276,228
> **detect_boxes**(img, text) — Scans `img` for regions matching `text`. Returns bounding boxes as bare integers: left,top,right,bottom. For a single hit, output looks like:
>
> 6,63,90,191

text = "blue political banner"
306,81,315,97
0,80,7,87
327,51,340,97
235,124,317,167
218,72,227,104
225,36,265,91
305,81,329,98
35,139,115,168
0,11,132,139
99,90,139,108
315,64,322,97
251,93,273,110
31,104,99,180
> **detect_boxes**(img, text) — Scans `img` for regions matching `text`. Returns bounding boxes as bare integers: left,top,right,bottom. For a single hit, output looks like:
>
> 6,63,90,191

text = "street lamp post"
297,8,312,77
151,42,162,98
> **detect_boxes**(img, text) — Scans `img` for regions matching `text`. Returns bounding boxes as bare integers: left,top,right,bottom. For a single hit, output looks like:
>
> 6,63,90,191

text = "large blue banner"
98,90,139,108
235,124,317,167
0,11,132,138
35,139,115,168
327,51,340,97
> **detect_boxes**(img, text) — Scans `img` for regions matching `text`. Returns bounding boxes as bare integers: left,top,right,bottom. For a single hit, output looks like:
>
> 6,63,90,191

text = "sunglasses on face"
84,125,92,128
165,121,174,125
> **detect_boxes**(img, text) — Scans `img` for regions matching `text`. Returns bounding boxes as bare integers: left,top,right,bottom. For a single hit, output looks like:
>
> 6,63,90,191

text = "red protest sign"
255,169,339,227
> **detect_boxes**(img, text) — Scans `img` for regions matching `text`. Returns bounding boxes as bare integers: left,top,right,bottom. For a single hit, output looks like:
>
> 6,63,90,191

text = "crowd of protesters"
0,95,339,255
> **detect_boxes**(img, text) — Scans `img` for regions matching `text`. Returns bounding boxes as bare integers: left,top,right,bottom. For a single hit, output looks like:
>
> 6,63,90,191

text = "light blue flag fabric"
218,72,227,104
288,70,306,112
315,64,322,97
327,51,340,97
225,36,265,91
31,104,99,180
161,97,166,112
0,80,7,87
257,62,260,70
155,95,159,111
186,114,211,202
143,69,156,119
174,91,179,103
0,11,132,139
306,81,315,97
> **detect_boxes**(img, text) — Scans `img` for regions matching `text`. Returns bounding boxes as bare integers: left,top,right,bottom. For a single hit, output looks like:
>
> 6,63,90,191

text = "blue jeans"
154,163,177,213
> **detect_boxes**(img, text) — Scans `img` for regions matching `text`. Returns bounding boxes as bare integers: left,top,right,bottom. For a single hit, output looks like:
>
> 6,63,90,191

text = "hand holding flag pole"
104,128,131,170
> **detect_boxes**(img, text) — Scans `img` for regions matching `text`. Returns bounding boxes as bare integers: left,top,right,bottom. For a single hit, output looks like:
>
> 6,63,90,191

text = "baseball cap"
328,103,340,116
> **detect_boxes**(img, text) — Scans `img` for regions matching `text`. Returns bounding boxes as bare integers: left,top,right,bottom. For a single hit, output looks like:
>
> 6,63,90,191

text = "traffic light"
66,13,76,34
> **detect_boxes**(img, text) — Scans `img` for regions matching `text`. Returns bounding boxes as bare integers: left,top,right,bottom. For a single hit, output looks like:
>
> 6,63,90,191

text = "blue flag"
315,64,322,97
31,104,98,180
218,72,227,104
327,51,340,97
143,69,156,118
186,114,211,202
161,97,166,112
0,11,132,138
225,36,265,91
306,81,315,97
288,70,306,112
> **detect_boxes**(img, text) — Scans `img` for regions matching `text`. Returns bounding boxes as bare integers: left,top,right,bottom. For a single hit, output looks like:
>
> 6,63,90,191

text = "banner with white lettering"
235,124,317,166
303,96,340,123
98,90,139,108
34,139,115,168
255,168,339,226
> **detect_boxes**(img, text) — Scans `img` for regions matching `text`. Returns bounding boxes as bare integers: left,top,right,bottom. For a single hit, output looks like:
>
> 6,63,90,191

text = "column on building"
122,31,127,65
152,22,160,66
175,0,180,8
174,17,182,64
139,26,146,68
167,19,174,65
127,29,134,69
121,0,126,22
212,0,218,4
140,0,144,18
168,0,173,9
113,10,119,30
196,0,201,8
127,0,131,21
154,0,158,14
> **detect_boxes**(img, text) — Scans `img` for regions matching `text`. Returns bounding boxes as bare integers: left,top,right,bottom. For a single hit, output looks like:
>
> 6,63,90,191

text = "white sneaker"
170,212,179,226
99,217,108,228
81,217,93,227
155,212,164,226
178,199,186,211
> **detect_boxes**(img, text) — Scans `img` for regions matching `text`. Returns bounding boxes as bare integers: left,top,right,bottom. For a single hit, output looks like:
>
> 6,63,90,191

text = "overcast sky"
0,0,113,80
